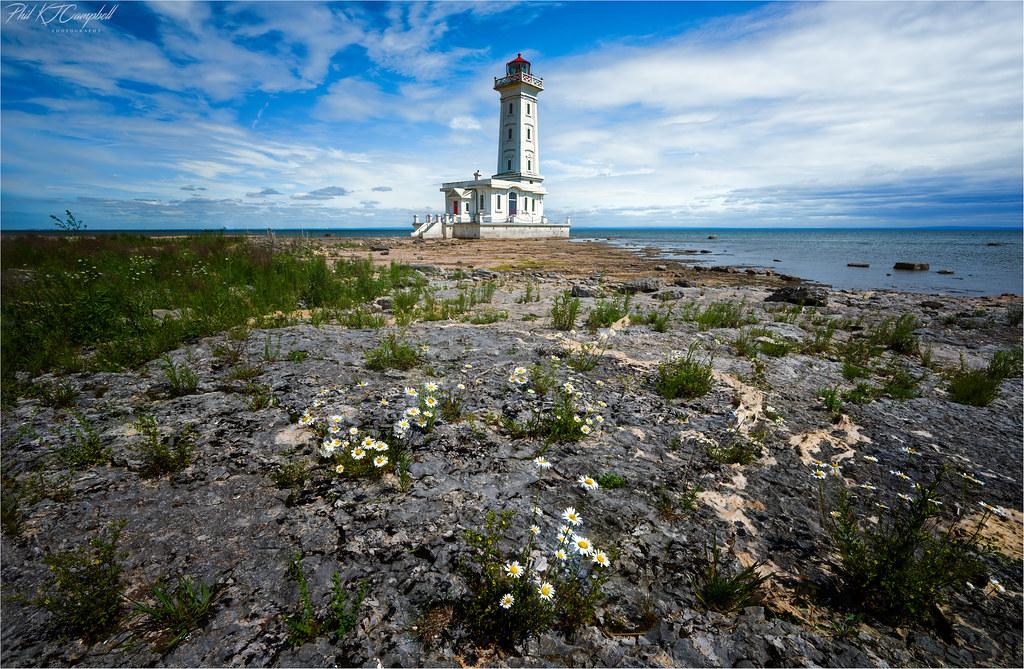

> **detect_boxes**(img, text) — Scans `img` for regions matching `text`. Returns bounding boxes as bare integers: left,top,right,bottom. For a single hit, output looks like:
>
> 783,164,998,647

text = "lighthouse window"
507,159,512,171
496,195,502,210
527,160,531,171
532,198,536,212
509,103,513,114
479,194,484,209
508,127,512,140
526,128,531,139
527,103,531,115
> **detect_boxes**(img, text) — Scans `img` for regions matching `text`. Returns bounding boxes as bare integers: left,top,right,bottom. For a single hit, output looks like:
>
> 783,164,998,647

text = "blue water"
572,228,1023,296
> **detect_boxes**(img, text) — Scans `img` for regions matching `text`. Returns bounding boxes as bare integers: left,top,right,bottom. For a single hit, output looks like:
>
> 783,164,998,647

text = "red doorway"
453,200,459,215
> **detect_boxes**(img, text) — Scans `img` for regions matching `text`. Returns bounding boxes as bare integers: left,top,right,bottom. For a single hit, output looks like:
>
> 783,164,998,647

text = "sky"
1,0,1022,230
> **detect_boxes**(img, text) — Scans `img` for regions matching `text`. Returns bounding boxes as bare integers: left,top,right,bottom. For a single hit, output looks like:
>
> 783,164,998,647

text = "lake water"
572,228,1023,296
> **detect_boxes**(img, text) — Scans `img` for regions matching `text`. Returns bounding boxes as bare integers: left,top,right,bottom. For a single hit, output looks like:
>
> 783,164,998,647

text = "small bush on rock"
58,412,110,469
551,291,581,331
160,354,199,397
134,415,196,478
585,294,631,330
365,333,421,371
821,470,986,624
39,520,127,642
655,345,713,400
284,553,367,648
869,313,919,355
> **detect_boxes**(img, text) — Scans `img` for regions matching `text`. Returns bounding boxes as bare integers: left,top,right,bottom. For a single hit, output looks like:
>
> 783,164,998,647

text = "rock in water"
847,263,869,268
936,269,954,275
893,262,929,271
764,285,829,307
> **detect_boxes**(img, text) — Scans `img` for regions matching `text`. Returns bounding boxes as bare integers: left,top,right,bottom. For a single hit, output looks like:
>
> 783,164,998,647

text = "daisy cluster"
495,505,612,613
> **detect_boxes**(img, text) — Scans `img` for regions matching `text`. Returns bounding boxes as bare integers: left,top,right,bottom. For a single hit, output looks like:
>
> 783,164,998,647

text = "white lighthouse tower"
412,53,569,239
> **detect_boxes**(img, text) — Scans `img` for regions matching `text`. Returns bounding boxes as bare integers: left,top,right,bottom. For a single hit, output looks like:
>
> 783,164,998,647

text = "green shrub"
596,472,626,489
948,368,1000,406
988,348,1023,379
284,553,366,647
708,437,762,465
58,412,110,469
516,282,540,304
585,295,631,330
467,309,508,325
654,345,714,400
528,358,559,396
843,382,879,405
37,379,80,408
287,350,309,363
631,306,672,332
804,321,838,354
822,472,985,623
135,575,220,651
244,381,276,410
272,460,309,489
691,542,768,613
339,306,386,329
818,386,843,421
1,483,25,538
881,366,919,400
134,415,196,478
40,521,126,641
365,333,421,371
696,301,751,330
869,314,919,355
1008,304,1023,327
551,291,581,331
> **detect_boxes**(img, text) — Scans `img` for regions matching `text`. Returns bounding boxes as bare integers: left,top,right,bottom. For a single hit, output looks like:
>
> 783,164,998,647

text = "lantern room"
506,53,531,76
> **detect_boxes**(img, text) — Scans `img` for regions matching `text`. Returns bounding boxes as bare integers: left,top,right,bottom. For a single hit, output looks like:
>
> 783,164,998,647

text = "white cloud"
449,116,481,130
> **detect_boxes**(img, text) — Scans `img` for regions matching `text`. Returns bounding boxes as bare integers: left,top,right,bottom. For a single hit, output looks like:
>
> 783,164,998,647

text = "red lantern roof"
508,52,530,65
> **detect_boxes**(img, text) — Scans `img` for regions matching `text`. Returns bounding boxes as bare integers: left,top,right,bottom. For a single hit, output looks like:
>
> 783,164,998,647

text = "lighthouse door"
508,191,518,216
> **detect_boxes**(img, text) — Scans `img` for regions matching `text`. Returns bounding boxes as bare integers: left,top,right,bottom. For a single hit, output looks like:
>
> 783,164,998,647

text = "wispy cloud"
291,186,351,200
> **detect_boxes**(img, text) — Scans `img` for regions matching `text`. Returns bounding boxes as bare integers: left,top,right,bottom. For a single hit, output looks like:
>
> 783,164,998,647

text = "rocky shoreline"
2,244,1022,667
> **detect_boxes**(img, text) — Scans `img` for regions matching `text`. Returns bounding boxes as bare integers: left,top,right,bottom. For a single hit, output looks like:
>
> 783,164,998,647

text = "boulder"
620,277,664,294
893,262,929,271
764,285,829,307
655,289,687,302
672,277,695,288
570,284,602,298
847,263,869,268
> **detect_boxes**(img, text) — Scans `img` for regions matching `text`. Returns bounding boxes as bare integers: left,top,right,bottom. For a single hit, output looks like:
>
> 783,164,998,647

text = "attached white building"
412,54,569,239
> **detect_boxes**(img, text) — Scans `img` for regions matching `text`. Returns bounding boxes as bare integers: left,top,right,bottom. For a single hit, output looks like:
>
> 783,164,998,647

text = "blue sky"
1,0,1021,230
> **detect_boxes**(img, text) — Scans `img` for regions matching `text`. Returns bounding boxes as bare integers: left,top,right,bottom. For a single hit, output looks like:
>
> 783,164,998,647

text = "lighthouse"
412,53,569,239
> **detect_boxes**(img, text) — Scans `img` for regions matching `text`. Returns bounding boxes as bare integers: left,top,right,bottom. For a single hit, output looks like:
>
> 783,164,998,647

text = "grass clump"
821,471,986,624
2,483,25,538
585,294,631,330
695,301,752,330
39,520,126,642
134,415,196,478
161,355,198,397
135,575,220,651
516,282,541,303
868,313,919,355
550,291,581,331
339,306,386,329
691,542,768,613
284,553,367,648
287,350,309,363
654,345,713,400
988,348,1023,379
365,333,422,371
